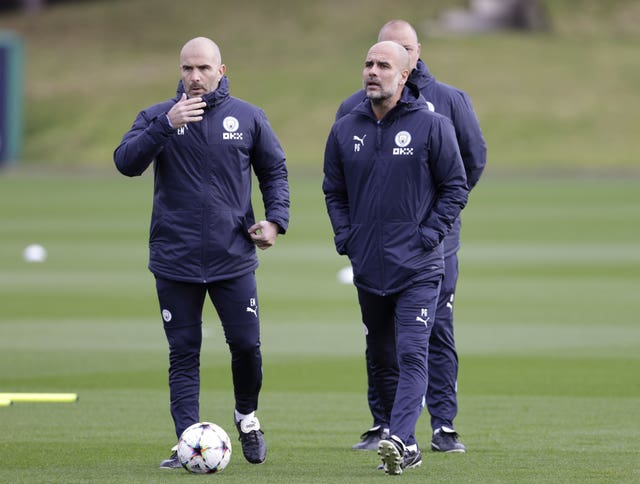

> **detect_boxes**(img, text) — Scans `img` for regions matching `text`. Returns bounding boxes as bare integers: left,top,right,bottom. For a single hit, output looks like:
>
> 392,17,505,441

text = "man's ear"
400,69,410,85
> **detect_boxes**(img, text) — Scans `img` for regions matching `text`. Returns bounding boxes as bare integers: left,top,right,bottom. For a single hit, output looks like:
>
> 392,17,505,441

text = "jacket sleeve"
322,128,350,255
420,117,469,250
450,91,487,190
250,110,290,234
113,109,175,177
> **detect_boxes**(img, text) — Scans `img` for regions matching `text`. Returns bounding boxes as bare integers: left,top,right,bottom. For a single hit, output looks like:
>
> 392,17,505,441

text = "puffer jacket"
323,84,468,295
114,76,289,283
336,59,486,257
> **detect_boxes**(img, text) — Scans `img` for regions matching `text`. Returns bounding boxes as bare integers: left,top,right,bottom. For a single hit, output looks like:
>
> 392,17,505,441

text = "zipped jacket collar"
352,82,426,122
174,76,231,109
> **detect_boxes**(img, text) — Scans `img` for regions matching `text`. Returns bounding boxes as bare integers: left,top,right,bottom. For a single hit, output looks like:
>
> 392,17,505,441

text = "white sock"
234,409,255,423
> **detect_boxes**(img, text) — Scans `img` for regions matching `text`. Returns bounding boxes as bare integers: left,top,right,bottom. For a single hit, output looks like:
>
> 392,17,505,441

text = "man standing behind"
114,37,289,468
337,20,487,454
323,41,468,475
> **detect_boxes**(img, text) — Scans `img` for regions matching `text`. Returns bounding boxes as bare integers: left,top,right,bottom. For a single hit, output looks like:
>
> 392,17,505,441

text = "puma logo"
353,134,367,145
446,294,454,312
246,307,257,317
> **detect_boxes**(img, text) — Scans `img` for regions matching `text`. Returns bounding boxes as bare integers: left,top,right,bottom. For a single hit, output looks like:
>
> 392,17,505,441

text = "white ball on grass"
337,265,353,284
177,422,232,474
23,244,47,263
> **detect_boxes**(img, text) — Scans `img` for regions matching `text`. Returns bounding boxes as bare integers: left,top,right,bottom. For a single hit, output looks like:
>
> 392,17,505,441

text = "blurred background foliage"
0,0,639,175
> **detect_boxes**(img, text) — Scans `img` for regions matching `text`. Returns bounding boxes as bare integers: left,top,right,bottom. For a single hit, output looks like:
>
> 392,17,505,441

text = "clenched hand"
167,93,207,128
249,221,280,250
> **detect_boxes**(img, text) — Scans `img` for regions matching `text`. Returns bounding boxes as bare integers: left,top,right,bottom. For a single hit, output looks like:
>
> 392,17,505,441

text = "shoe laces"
238,428,264,454
360,426,380,438
241,428,263,440
436,427,460,439
361,426,388,439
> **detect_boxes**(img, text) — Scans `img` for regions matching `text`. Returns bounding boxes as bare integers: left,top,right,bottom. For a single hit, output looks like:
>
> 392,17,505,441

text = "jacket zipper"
375,120,386,296
201,114,208,283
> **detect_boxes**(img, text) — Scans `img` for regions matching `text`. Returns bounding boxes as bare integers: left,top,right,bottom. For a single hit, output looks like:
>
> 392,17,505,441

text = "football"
177,422,232,474
22,243,47,263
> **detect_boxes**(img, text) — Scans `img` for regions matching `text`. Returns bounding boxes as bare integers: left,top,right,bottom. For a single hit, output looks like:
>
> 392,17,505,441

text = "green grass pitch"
1,0,639,481
0,173,638,483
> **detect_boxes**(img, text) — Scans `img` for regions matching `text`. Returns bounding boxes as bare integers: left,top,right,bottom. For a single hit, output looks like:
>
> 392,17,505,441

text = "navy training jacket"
114,77,290,283
323,85,469,296
336,59,486,257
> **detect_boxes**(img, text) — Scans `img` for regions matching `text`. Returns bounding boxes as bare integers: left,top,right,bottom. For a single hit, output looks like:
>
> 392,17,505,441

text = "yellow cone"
0,393,78,403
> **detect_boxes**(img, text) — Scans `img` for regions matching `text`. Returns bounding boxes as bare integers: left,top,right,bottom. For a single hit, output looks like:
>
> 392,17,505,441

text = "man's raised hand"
167,93,207,128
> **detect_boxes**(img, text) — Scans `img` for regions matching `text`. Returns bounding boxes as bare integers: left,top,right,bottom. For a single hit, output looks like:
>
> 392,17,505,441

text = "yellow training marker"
0,398,12,407
0,393,78,403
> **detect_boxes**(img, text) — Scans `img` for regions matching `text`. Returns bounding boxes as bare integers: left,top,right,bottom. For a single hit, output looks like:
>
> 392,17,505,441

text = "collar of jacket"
408,59,435,92
174,76,230,109
353,81,425,121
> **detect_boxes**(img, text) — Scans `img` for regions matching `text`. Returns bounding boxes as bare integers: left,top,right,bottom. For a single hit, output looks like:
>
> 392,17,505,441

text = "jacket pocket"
206,211,253,258
149,209,202,264
334,225,354,255
418,224,440,252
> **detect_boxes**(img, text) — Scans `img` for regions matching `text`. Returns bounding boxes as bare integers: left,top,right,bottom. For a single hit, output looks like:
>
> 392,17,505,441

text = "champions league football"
177,422,232,474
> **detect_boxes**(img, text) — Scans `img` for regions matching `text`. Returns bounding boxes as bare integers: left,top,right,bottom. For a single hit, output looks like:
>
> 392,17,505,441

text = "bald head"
180,37,222,66
378,20,421,70
179,37,226,97
363,41,411,119
367,40,411,72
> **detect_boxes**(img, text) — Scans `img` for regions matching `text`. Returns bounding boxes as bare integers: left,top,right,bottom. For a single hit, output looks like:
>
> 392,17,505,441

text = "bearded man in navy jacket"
323,41,468,475
114,37,289,468
337,20,487,455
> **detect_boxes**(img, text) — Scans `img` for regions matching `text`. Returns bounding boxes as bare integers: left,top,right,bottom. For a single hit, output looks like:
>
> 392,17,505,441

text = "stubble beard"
366,87,394,105
367,89,395,110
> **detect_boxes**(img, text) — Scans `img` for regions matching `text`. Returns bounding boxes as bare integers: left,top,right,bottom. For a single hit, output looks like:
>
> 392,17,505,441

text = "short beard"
366,88,394,103
367,90,396,112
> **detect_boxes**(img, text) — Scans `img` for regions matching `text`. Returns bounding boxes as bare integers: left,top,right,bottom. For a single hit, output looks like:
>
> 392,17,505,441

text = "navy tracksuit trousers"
357,277,441,447
155,273,262,440
366,253,460,433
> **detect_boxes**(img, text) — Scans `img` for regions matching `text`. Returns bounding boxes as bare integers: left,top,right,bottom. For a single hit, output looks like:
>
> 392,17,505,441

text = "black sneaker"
235,414,267,464
431,426,466,453
352,425,389,451
403,445,422,469
376,445,422,471
159,446,181,469
377,435,405,475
